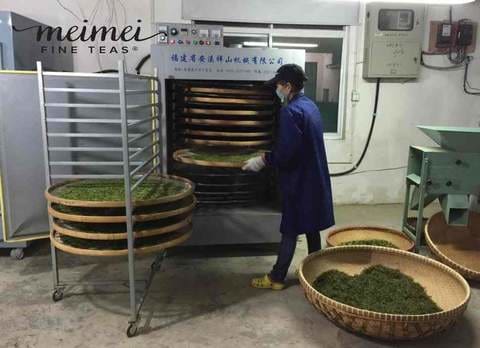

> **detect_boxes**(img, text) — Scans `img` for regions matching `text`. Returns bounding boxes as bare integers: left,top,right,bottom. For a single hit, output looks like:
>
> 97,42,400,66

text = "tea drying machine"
151,26,305,245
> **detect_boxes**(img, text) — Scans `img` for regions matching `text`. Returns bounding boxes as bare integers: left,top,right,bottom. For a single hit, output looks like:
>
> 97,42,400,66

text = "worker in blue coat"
242,64,335,290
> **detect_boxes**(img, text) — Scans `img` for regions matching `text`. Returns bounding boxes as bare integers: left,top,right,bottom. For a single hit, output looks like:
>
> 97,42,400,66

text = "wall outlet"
351,90,360,102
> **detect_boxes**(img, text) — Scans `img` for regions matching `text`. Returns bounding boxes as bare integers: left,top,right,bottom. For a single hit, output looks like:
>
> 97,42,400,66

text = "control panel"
155,23,224,47
363,3,425,79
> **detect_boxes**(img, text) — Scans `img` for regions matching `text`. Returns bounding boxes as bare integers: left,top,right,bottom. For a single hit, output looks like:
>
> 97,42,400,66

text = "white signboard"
152,45,305,81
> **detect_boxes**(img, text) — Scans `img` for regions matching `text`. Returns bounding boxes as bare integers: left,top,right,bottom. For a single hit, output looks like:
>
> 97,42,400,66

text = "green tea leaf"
313,265,442,315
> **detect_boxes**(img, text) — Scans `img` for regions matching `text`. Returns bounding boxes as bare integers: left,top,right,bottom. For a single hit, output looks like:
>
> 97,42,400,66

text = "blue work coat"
265,93,335,236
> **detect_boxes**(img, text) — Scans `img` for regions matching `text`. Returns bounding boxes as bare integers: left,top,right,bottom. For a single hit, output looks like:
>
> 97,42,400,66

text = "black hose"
331,78,381,177
135,54,151,75
95,69,118,73
464,57,480,95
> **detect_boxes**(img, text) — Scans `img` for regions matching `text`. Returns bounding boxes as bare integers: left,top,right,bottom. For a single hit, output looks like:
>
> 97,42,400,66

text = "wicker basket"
299,246,470,340
52,214,192,240
425,211,480,281
173,148,264,168
45,175,194,208
50,225,192,257
47,197,196,223
326,225,414,251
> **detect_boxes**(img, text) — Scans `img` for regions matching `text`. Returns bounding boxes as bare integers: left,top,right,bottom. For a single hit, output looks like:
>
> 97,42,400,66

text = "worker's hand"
242,156,266,172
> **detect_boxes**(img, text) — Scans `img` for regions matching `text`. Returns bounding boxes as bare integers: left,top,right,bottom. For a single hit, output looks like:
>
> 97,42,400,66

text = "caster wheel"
10,248,24,260
126,323,138,337
52,289,64,302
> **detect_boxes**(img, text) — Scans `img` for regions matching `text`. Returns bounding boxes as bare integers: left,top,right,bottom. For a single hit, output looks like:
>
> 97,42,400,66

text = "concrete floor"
0,204,478,348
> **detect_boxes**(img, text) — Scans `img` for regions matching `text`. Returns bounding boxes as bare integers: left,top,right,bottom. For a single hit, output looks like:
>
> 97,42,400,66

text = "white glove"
242,156,266,172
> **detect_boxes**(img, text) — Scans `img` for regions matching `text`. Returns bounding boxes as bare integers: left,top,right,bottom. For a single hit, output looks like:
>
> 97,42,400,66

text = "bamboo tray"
187,87,272,96
186,139,270,147
425,211,480,280
45,175,194,208
52,214,192,240
51,225,192,257
183,108,273,117
173,148,263,168
185,96,274,105
299,246,470,340
48,196,196,223
179,118,273,127
326,226,415,251
182,130,271,138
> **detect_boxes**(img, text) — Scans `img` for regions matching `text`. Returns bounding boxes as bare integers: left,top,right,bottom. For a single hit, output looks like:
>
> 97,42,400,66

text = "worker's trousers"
269,232,321,283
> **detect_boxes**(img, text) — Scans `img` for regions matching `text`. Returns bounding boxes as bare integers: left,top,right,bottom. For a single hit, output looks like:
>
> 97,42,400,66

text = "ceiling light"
361,0,474,3
274,43,319,48
242,42,319,48
242,41,268,47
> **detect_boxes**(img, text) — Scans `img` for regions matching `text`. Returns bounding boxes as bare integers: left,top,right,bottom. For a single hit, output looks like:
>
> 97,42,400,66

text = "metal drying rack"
37,60,163,337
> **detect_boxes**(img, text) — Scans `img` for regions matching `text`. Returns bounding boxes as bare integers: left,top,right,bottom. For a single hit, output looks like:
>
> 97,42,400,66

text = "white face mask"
275,85,289,103
275,87,285,102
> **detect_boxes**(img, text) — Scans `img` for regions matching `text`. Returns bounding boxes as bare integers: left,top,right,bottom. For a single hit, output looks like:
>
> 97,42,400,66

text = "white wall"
330,3,480,205
2,0,479,205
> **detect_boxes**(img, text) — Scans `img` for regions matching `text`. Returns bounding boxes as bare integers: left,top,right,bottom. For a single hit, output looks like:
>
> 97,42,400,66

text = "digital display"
378,9,414,31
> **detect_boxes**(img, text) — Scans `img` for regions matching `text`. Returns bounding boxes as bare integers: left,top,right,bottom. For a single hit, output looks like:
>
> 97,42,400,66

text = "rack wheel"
10,248,24,260
52,289,64,302
126,323,138,337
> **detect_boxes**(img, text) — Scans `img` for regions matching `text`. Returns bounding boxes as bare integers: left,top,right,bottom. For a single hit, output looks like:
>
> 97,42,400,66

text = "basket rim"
425,212,480,280
179,117,273,126
185,95,274,105
50,227,191,256
173,148,264,168
53,215,192,240
45,175,194,208
183,107,273,116
298,245,471,322
48,197,196,223
186,86,273,96
186,138,270,147
325,224,415,251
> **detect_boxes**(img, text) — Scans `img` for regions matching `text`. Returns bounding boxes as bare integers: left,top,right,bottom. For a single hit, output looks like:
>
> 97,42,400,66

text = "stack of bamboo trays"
46,175,195,256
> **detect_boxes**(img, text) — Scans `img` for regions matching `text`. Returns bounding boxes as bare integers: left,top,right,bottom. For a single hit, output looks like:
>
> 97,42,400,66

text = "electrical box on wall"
428,21,477,54
363,3,425,79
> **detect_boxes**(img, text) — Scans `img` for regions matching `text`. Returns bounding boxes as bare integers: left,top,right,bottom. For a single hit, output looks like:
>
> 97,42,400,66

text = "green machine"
402,126,480,250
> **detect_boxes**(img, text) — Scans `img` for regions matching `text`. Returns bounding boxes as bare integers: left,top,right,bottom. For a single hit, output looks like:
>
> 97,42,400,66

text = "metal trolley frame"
37,60,163,337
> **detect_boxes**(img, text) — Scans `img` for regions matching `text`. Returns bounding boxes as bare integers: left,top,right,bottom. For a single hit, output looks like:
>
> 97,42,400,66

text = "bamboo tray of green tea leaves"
173,148,265,168
46,175,194,208
48,196,196,224
53,212,193,240
298,246,470,340
51,225,192,257
326,226,414,251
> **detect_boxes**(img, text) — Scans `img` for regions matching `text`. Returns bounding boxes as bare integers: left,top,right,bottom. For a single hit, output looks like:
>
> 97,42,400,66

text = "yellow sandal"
251,274,285,290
